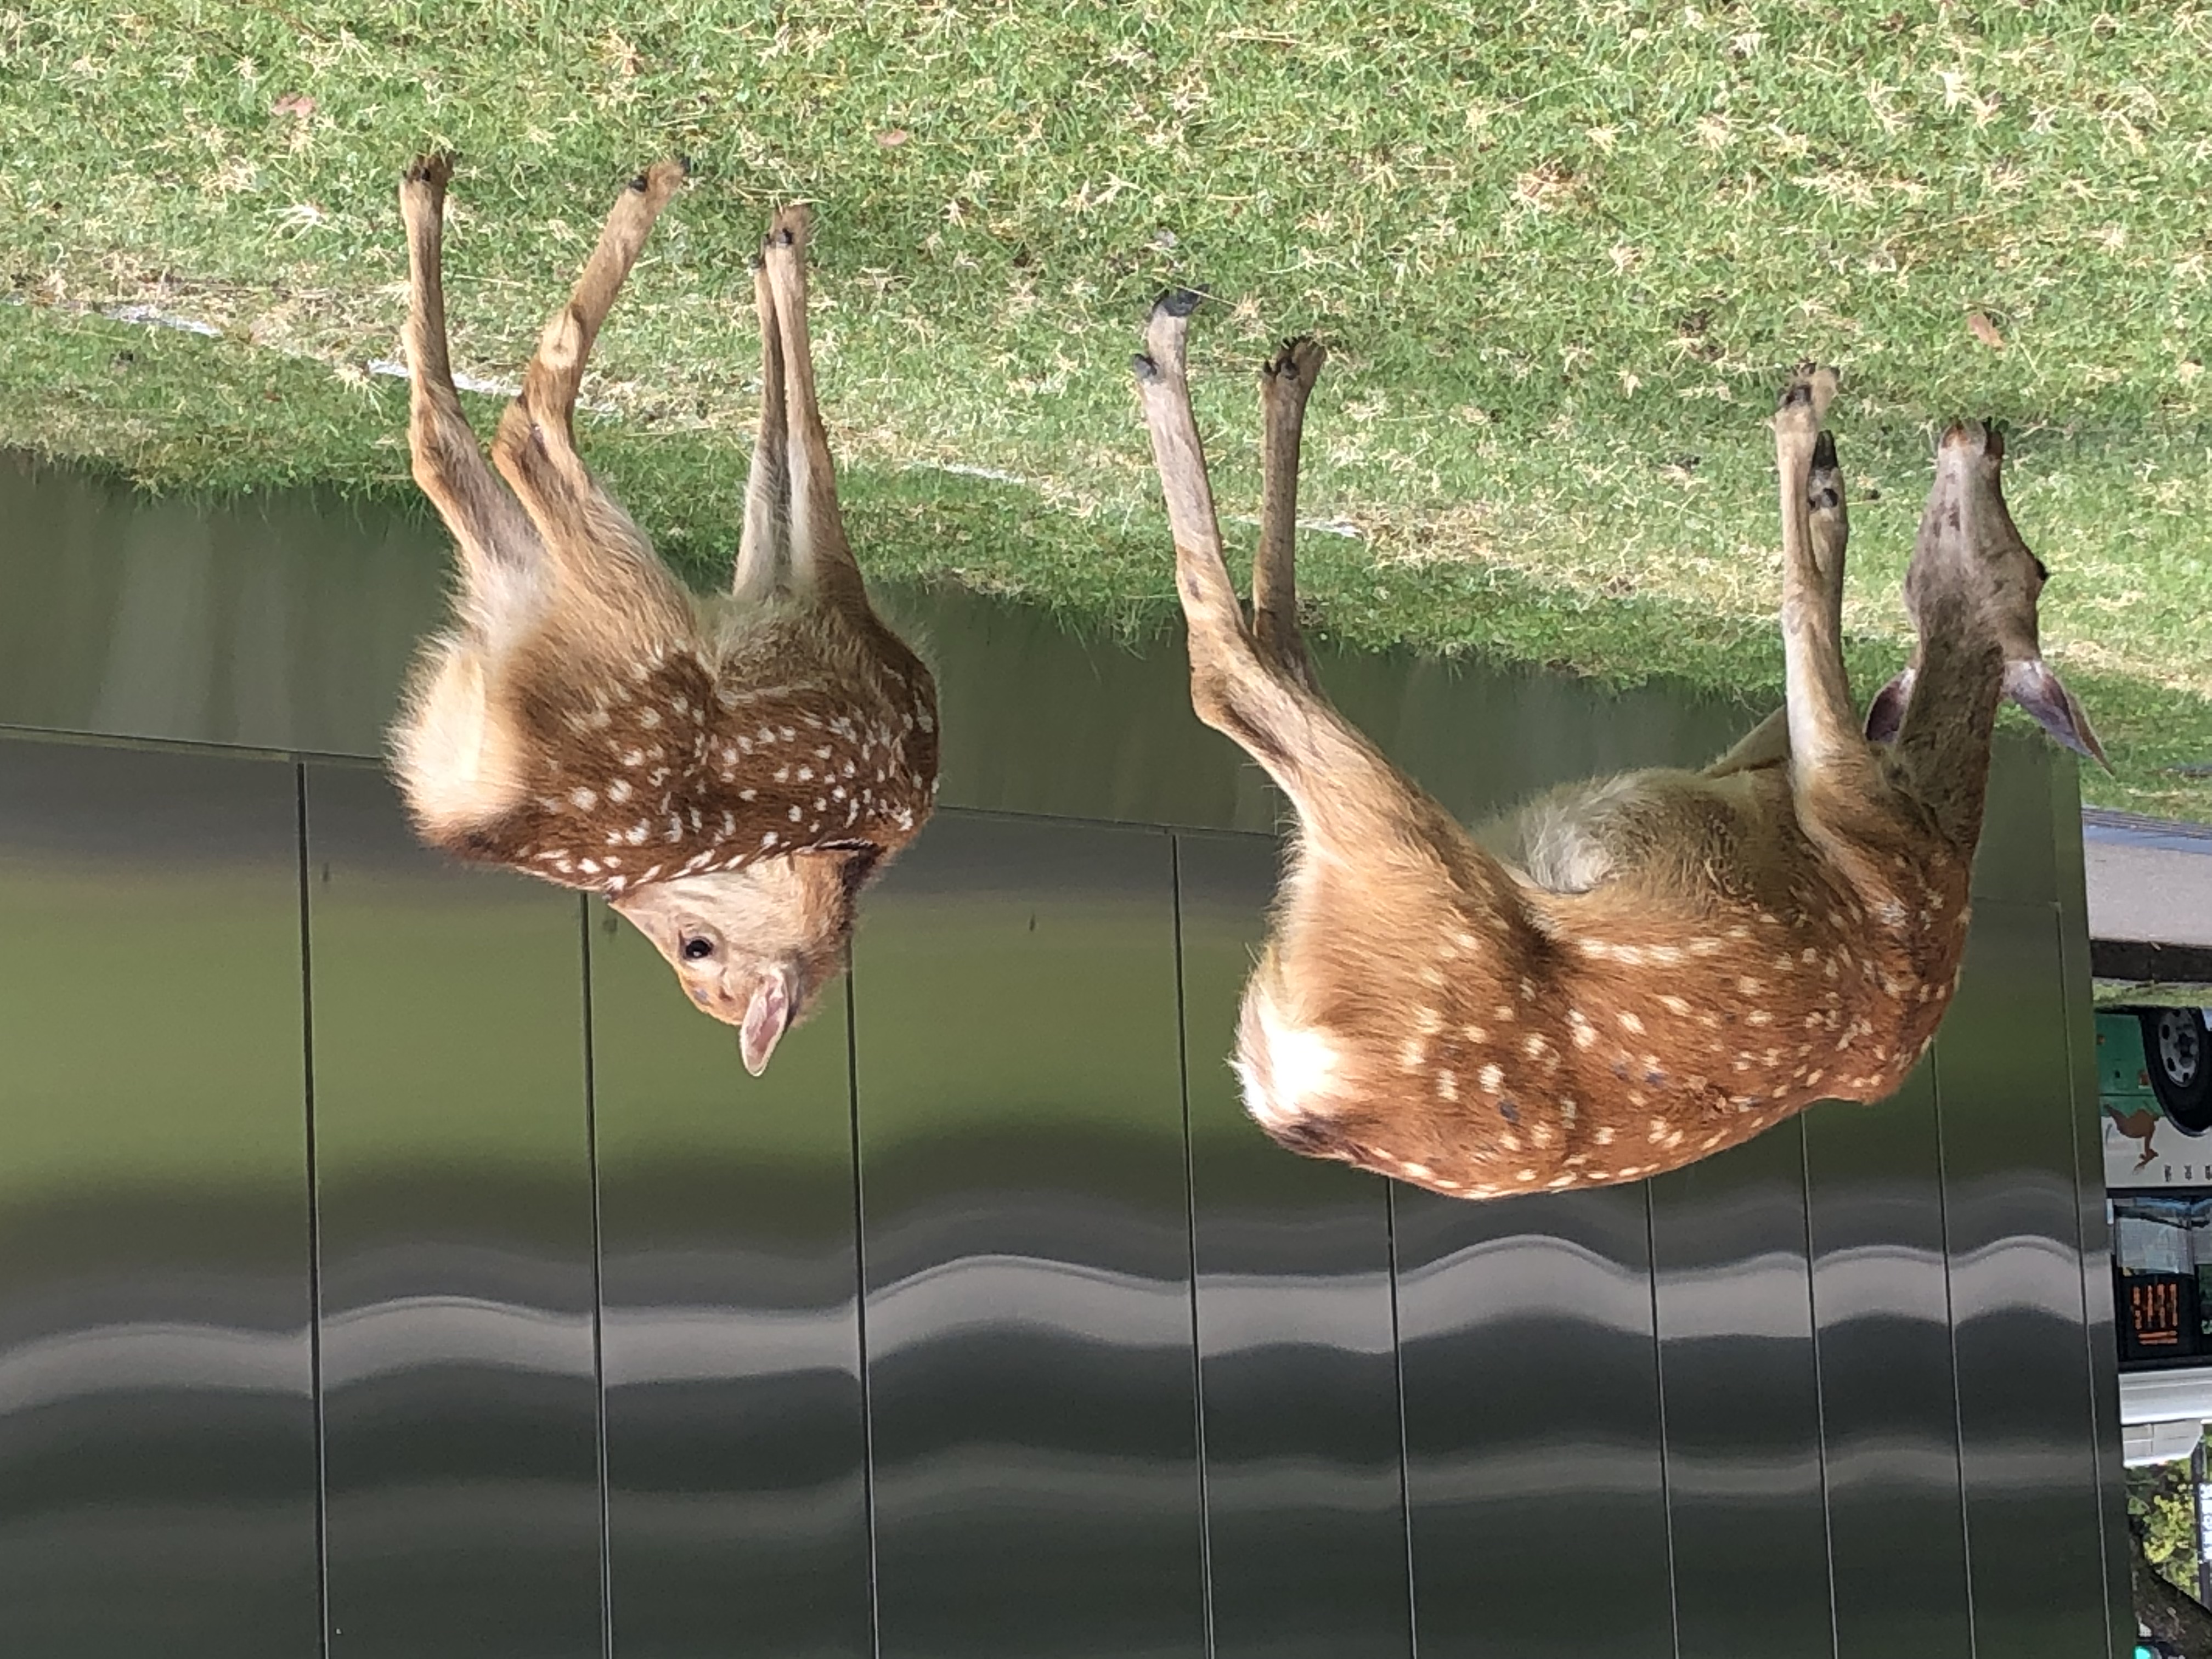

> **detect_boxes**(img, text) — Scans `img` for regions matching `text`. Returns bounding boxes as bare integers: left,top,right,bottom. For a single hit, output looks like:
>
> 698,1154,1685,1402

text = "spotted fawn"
1133,291,2103,1198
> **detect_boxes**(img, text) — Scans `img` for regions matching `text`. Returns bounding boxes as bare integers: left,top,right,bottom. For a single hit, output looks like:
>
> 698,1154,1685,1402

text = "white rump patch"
1233,981,1344,1136
389,638,529,835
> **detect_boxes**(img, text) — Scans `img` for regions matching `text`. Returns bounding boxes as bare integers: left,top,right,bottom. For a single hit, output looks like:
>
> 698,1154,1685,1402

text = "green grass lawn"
4,2,2211,816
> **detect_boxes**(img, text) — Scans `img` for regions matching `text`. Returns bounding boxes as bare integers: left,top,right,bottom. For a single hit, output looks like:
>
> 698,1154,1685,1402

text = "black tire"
2141,1007,2212,1132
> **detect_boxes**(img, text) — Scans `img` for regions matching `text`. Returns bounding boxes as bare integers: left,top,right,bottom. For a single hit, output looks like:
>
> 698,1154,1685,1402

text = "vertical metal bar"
1397,1180,1673,1659
1650,1128,1830,1659
591,892,871,1659
853,811,1203,1659
1938,894,2111,1658
581,904,613,1659
851,948,884,1659
1386,1182,1420,1659
1180,830,1407,1659
1805,1059,1973,1659
1170,836,1220,1659
308,761,601,1659
296,761,334,1659
0,737,320,1656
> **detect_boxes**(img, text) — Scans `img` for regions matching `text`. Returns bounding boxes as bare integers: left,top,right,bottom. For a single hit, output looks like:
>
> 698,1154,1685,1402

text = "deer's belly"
1223,909,1963,1200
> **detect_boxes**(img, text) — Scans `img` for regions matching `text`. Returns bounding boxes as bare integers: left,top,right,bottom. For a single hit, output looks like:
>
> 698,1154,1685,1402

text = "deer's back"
424,595,938,894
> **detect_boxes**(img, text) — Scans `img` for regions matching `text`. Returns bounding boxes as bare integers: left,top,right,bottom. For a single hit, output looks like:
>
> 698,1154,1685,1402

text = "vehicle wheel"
2141,1007,2212,1132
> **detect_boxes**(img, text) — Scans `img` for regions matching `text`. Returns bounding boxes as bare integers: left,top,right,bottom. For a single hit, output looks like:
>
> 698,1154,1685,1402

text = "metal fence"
0,453,2135,1657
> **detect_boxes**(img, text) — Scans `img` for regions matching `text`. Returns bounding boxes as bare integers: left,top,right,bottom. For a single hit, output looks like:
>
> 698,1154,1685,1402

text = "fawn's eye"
681,936,715,962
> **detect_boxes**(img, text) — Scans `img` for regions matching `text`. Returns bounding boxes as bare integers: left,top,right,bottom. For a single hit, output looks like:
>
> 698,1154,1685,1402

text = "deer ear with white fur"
740,976,792,1077
1864,668,1915,746
2004,658,2109,771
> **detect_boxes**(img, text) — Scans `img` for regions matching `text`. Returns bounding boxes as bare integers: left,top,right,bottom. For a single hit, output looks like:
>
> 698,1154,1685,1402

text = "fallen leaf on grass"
1967,311,2005,349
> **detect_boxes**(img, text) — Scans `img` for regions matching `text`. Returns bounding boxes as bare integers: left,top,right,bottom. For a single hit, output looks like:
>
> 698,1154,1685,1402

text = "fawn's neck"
1895,609,2008,857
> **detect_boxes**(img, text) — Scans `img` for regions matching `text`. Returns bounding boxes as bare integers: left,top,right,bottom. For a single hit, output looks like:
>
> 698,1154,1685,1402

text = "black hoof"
404,153,454,186
1266,335,1324,383
1153,287,1202,320
1811,430,1838,470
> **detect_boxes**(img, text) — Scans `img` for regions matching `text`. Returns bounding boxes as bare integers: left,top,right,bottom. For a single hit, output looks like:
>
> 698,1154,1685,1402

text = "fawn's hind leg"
759,206,870,613
489,162,693,640
1136,294,1544,1154
1253,337,1325,695
1133,295,1470,860
730,257,792,603
399,155,543,608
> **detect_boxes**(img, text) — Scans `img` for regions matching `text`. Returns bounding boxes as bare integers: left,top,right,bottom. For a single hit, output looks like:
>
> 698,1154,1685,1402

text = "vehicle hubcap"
2157,1011,2203,1087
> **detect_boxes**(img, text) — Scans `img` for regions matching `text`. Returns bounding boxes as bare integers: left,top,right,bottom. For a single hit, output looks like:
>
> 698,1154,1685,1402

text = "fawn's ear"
1864,668,1915,745
2005,658,2110,771
740,975,792,1077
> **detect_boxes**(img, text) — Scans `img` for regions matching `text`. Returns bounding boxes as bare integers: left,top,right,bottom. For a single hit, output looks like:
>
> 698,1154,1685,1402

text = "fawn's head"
1867,420,2106,766
611,848,879,1073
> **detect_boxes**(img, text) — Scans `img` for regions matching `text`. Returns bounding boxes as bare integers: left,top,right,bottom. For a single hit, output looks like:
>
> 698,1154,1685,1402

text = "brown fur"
386,156,936,1070
1133,294,2102,1199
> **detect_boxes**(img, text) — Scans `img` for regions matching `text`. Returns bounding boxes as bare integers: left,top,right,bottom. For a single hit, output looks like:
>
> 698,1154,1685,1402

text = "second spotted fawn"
388,157,937,1074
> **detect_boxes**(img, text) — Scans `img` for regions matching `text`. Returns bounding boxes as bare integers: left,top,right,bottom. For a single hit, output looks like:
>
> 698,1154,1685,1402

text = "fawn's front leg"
1705,424,1850,779
488,162,693,637
1773,366,1891,842
399,154,541,585
1253,337,1325,696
